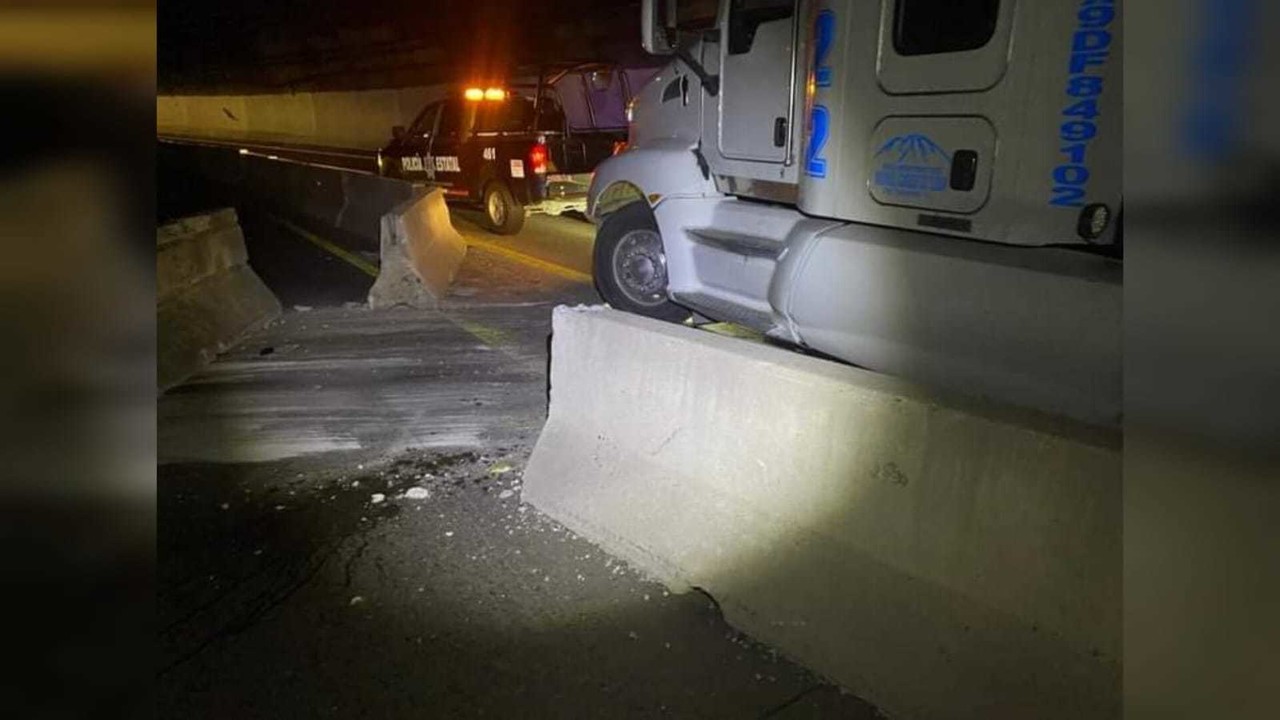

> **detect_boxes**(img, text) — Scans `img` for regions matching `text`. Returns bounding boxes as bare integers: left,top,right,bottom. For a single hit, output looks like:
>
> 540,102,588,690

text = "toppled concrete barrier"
368,189,467,309
523,306,1121,720
157,209,281,390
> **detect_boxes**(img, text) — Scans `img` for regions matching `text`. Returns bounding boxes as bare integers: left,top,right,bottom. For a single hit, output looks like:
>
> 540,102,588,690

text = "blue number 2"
814,10,835,87
806,105,830,178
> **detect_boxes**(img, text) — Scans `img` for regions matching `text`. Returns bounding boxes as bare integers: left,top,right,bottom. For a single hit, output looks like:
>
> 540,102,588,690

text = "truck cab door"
430,99,465,191
717,0,796,163
398,101,441,179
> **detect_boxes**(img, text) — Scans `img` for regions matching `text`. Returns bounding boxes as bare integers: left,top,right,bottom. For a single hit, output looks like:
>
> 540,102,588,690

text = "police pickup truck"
377,63,648,234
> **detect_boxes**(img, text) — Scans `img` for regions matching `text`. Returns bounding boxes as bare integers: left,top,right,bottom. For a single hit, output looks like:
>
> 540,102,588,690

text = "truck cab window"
473,96,536,134
893,0,1000,56
655,0,719,44
674,0,719,29
535,96,565,133
409,102,440,136
437,100,461,139
728,0,795,55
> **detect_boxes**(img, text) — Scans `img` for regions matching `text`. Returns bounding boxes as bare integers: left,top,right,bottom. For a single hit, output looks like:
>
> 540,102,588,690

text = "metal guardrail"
158,134,380,175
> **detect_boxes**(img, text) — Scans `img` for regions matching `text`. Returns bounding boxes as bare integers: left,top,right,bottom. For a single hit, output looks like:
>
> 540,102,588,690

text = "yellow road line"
463,237,594,284
452,319,516,348
264,214,572,361
270,213,590,285
267,215,379,278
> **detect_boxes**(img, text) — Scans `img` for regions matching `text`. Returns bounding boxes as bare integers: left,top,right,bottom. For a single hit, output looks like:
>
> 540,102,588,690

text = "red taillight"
611,140,627,156
529,143,548,175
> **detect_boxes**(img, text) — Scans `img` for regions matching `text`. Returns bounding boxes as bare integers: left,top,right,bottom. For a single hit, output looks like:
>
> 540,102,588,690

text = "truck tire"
592,203,690,322
483,181,526,235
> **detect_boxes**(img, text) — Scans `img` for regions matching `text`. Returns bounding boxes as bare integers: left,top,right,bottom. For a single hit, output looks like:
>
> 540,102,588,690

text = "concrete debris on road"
157,202,882,717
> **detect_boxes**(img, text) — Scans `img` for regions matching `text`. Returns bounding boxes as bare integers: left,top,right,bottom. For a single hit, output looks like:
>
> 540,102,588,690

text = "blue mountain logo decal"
874,133,952,163
872,133,951,196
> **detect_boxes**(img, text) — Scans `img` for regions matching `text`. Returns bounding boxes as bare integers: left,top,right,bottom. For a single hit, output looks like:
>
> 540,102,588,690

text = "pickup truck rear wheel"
483,181,526,235
593,203,690,322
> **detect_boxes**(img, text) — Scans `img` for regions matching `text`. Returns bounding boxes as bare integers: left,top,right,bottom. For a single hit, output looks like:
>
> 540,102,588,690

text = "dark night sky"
159,0,649,92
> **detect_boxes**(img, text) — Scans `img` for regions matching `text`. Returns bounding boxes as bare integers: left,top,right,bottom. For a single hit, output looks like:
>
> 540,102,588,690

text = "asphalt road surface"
452,209,596,279
157,193,883,717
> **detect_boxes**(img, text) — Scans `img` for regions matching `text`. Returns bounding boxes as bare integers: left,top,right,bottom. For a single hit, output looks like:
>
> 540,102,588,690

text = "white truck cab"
588,0,1122,427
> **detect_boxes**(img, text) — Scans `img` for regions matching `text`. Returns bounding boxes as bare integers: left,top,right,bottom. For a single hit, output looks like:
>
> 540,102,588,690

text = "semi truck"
587,0,1122,426
378,63,653,234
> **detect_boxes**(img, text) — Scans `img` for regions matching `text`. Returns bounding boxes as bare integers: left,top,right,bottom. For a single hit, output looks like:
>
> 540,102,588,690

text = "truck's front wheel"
593,203,689,322
483,181,526,235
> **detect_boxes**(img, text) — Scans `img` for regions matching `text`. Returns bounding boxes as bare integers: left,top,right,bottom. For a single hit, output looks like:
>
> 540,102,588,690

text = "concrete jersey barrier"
367,189,468,309
157,208,281,389
158,142,418,248
522,305,1121,720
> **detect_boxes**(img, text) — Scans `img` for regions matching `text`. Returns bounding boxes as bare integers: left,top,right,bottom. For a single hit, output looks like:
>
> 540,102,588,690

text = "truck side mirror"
392,125,406,140
641,0,675,55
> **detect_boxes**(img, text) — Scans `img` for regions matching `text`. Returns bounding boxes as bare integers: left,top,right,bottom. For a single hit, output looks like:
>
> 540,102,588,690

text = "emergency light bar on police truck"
586,0,1121,427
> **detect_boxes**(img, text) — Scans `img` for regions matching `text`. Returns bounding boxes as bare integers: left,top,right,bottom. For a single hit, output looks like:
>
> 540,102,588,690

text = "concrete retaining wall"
157,209,281,390
523,306,1121,720
368,189,468,309
157,86,444,150
156,68,660,150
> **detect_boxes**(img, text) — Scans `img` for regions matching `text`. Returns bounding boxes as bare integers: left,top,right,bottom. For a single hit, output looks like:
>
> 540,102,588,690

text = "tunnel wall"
156,86,445,149
156,68,661,150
